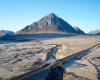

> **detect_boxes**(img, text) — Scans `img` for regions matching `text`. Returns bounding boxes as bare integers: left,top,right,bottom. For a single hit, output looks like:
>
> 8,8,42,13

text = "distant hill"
0,30,15,37
17,13,84,34
89,30,100,35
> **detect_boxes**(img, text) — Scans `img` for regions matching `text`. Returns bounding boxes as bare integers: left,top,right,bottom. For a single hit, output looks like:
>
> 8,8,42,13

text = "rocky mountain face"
89,30,100,35
0,30,15,37
17,13,84,34
73,27,85,34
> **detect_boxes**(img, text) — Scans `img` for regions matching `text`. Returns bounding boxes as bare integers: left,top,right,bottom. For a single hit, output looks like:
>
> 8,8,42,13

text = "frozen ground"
0,35,100,80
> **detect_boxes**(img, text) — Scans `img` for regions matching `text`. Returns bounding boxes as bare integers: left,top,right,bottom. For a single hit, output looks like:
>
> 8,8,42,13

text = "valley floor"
0,35,100,80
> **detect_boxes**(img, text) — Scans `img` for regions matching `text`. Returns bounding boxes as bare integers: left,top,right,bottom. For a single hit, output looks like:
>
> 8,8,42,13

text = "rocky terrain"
0,40,56,79
0,35,100,80
16,13,85,34
73,27,85,34
0,13,100,80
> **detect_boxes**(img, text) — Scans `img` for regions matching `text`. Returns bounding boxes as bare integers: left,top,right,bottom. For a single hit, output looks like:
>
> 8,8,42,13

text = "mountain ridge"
73,27,85,34
16,13,85,34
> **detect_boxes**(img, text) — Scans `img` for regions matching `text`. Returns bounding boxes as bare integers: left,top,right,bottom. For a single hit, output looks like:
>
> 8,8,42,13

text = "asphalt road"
10,44,100,80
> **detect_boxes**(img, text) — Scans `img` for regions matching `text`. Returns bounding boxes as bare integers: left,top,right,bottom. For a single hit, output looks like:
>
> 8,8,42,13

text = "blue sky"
0,0,100,33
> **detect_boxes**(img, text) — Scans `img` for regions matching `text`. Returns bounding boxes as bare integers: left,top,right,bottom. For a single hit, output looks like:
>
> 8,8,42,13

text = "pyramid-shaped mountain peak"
46,13,58,18
47,13,56,17
17,13,84,34
39,13,58,23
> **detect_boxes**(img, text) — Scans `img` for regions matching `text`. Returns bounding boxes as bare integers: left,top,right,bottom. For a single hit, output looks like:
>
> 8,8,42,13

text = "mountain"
0,30,15,37
17,13,79,34
89,30,100,35
73,27,85,34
